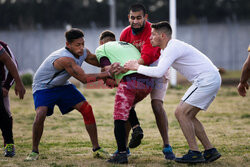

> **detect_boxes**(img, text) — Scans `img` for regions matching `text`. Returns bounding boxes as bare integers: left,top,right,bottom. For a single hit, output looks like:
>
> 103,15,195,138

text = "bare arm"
54,57,111,84
85,49,100,67
0,51,25,99
138,57,145,65
237,54,250,96
240,54,250,83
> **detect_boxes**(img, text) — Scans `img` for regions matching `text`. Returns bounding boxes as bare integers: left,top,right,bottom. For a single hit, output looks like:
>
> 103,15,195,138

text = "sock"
128,107,140,128
114,120,126,152
32,150,39,154
92,146,101,152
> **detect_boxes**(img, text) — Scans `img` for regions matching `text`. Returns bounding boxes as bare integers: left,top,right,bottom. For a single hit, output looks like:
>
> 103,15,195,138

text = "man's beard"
131,22,145,34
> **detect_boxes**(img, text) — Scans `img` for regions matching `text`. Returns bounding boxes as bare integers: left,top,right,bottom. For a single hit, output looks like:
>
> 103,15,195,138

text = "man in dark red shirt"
120,3,175,160
0,41,26,157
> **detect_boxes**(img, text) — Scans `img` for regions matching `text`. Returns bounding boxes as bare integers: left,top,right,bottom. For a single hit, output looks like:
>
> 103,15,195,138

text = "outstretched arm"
54,57,112,84
124,52,174,78
237,54,250,97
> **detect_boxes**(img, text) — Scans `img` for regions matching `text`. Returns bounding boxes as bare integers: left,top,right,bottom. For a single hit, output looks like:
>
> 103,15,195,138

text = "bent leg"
125,121,131,146
2,96,14,145
75,101,99,149
151,99,169,146
150,77,170,147
193,117,213,150
175,102,200,151
32,106,48,152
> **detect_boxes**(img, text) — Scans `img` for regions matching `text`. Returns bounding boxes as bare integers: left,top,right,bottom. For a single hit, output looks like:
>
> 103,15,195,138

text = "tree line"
0,0,249,30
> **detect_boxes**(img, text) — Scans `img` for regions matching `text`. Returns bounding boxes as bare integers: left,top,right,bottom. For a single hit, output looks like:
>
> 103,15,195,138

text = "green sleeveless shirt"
95,41,140,82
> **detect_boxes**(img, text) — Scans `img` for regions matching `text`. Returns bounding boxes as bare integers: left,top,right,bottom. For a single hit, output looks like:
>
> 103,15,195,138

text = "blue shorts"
33,84,86,116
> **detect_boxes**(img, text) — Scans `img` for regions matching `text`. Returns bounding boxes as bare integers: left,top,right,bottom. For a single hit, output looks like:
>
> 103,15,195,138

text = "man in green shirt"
96,30,153,164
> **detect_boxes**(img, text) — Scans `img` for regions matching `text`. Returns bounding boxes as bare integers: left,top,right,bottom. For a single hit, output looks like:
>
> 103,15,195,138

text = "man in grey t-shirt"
25,28,115,161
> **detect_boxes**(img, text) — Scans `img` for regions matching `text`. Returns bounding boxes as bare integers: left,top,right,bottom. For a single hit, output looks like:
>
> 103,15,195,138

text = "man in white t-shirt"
124,21,222,164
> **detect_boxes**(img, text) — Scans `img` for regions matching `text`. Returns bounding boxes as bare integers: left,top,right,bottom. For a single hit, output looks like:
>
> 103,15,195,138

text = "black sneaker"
107,152,128,164
4,144,15,157
175,150,205,163
203,148,221,163
129,126,143,148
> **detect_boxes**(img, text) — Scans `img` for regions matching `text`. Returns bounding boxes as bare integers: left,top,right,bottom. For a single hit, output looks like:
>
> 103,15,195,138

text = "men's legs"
74,101,99,149
1,96,14,146
151,99,169,146
107,119,128,164
108,82,137,164
124,120,131,145
150,78,175,160
127,107,144,149
192,117,213,150
174,102,206,163
128,107,140,129
114,120,127,152
150,77,169,146
75,100,109,159
0,89,15,157
175,102,200,151
25,106,48,161
192,114,221,163
32,106,48,153
1,117,14,145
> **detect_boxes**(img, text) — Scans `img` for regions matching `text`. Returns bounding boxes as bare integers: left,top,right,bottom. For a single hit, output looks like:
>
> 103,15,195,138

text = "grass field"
0,85,249,167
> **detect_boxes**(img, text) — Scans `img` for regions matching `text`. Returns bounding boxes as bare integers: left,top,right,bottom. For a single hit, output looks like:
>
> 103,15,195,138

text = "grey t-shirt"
32,47,87,93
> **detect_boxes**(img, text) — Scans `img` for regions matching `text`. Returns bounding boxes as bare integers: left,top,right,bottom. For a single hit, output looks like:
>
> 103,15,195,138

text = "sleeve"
95,45,106,62
137,43,178,78
140,37,160,65
100,57,111,68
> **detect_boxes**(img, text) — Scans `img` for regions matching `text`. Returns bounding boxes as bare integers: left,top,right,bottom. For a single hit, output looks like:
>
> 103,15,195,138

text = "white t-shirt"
138,39,218,82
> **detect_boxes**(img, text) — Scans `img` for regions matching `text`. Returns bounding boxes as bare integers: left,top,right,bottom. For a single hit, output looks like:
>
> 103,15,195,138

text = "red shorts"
114,81,152,121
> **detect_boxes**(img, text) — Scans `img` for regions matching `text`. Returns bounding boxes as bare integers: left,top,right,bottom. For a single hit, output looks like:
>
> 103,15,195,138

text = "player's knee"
79,101,96,124
174,106,182,119
151,99,164,113
35,108,47,123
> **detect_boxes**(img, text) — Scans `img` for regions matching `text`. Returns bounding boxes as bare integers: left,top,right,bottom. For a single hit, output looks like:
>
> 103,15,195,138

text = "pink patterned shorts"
114,81,152,121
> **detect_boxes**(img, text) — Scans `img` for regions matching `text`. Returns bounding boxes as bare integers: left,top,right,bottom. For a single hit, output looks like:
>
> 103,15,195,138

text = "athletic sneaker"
129,126,143,148
107,152,128,164
111,147,131,157
175,150,205,163
25,152,39,161
4,144,15,157
203,148,221,163
93,147,109,159
162,145,175,160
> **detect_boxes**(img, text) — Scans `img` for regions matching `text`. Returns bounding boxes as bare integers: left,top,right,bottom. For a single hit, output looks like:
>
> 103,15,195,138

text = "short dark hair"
99,30,116,41
65,28,84,43
151,21,172,36
128,3,146,16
